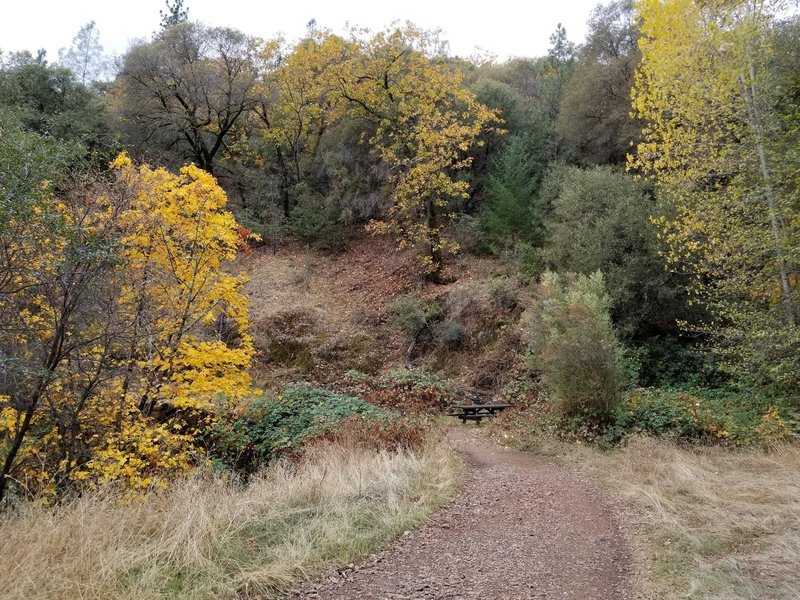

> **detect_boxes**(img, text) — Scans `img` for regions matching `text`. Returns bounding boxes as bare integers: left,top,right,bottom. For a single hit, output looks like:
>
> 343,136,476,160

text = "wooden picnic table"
447,403,513,424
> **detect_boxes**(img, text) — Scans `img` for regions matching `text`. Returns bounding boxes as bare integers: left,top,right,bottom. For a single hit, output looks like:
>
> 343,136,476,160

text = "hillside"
242,236,533,398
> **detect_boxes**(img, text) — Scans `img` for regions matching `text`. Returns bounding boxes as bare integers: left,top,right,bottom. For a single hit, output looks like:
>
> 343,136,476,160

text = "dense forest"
2,1,800,592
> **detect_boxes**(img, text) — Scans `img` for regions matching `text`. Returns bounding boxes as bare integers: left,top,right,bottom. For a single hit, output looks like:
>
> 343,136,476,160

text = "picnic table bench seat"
447,403,512,424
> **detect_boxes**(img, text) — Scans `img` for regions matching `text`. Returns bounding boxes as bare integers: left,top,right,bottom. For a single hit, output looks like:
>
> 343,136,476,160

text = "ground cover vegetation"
1,0,800,596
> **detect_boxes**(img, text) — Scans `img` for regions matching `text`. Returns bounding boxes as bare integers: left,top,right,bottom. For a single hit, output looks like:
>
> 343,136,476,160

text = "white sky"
0,0,602,64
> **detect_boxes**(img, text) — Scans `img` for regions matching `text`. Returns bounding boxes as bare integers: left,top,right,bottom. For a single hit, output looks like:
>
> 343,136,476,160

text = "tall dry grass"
0,441,457,600
569,437,800,599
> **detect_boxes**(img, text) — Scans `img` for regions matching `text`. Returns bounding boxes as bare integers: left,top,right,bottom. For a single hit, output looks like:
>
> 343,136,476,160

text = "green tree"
479,135,546,248
557,0,641,165
541,165,689,342
0,52,111,158
160,0,189,28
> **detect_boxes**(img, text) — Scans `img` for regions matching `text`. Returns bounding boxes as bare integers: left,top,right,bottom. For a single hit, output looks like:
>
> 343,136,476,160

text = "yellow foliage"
250,26,500,277
630,0,800,388
0,154,255,500
333,26,500,275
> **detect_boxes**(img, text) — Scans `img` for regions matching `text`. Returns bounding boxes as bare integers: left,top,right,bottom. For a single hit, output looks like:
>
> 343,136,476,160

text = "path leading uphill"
294,427,632,600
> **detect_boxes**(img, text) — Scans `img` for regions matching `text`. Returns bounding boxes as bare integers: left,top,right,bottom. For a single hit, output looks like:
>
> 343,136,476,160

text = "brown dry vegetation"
241,238,414,388
0,441,457,600
498,428,800,599
241,237,532,395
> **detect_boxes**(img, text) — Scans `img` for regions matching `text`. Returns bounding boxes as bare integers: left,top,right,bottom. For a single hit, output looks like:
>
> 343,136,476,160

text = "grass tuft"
561,436,800,599
0,441,457,600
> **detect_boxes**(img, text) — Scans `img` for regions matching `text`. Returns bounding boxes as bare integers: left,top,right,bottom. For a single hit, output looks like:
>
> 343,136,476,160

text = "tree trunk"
0,366,58,505
426,198,443,283
741,54,797,325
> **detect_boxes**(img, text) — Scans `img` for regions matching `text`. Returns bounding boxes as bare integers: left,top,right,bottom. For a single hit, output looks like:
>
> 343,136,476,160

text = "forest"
1,0,800,598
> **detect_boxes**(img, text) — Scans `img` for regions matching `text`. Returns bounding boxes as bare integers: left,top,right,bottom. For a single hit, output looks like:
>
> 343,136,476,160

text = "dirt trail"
294,427,631,599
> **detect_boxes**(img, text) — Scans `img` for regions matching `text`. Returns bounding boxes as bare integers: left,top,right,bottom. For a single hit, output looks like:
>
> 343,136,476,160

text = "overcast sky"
1,0,603,65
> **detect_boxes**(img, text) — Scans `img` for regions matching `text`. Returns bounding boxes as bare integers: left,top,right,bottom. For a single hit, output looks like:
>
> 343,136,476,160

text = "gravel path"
294,427,631,599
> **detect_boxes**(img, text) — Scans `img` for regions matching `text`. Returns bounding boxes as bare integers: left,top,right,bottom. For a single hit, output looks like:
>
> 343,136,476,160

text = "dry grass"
559,437,800,599
0,441,458,600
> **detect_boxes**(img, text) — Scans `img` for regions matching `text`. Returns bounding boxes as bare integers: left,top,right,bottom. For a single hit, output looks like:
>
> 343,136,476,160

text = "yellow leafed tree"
249,26,500,279
251,33,351,216
337,25,501,280
0,152,254,502
630,0,800,393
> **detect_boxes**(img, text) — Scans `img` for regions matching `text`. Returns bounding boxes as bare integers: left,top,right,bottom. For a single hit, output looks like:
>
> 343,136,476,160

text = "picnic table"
447,403,512,424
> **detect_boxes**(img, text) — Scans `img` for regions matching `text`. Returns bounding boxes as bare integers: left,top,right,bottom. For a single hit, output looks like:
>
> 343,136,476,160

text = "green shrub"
612,389,722,442
531,271,626,424
389,296,442,335
608,387,797,447
341,369,455,413
449,214,492,255
288,183,346,250
500,242,543,285
211,384,386,471
389,296,427,334
384,368,451,390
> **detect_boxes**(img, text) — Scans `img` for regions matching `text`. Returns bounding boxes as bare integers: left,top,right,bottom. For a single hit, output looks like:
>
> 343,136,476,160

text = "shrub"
306,414,432,453
610,388,796,447
436,319,469,349
384,368,451,390
341,369,455,413
211,384,386,471
449,214,491,255
389,296,427,334
288,183,346,250
389,296,442,335
531,271,626,424
254,309,318,371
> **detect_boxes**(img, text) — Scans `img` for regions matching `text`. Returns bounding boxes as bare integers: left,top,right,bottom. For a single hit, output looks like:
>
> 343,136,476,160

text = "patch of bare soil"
293,427,631,599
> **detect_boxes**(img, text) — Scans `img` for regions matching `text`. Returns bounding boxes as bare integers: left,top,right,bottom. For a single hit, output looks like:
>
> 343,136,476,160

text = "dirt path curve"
294,427,631,600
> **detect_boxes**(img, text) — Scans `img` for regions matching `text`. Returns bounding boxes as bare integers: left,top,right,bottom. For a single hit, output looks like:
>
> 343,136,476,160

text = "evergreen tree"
479,135,545,248
160,0,189,28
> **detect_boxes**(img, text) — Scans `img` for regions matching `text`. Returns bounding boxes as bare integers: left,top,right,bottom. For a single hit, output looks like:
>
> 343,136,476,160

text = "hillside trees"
558,0,641,165
0,52,112,160
0,150,254,503
111,23,498,273
113,22,262,175
336,26,499,279
631,0,800,395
